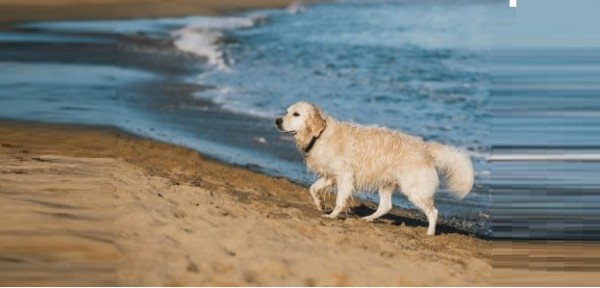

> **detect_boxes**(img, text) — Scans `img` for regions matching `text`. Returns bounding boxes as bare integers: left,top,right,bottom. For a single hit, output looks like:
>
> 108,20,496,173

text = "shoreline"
4,120,596,286
0,120,492,285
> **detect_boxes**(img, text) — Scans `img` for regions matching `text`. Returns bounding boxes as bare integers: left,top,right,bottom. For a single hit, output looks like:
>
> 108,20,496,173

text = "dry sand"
492,241,600,286
0,121,492,286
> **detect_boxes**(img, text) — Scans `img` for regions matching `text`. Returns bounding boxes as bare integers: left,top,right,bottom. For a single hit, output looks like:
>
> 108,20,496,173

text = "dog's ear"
307,104,326,138
296,104,326,151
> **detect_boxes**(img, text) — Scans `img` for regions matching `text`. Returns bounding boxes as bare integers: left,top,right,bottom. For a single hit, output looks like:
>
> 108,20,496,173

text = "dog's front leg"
309,177,333,211
323,174,353,219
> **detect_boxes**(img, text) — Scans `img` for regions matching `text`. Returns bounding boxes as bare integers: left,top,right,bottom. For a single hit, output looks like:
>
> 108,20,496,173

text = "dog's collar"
303,121,326,156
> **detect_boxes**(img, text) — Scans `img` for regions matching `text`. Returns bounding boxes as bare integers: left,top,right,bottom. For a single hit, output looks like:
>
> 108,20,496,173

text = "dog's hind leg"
323,174,354,219
309,177,333,211
362,186,394,222
402,167,439,235
409,196,438,236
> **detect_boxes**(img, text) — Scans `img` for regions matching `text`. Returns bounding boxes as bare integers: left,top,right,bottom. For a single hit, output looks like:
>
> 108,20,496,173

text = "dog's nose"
275,118,282,125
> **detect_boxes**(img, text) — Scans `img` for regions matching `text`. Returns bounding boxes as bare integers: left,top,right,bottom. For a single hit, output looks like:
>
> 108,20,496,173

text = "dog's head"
275,101,326,151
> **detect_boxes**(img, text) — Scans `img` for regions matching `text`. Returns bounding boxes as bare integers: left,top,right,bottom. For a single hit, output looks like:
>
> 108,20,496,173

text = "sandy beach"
4,0,600,286
0,2,492,285
0,121,491,285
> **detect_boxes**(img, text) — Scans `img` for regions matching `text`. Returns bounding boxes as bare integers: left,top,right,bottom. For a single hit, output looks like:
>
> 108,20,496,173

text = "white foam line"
488,153,600,161
171,16,257,70
172,27,227,69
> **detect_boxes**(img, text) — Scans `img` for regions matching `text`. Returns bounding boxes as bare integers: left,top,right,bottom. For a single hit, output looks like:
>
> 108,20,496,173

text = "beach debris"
225,249,236,257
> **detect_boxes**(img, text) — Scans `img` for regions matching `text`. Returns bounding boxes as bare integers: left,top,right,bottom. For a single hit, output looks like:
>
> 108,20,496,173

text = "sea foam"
21,16,257,70
171,17,256,70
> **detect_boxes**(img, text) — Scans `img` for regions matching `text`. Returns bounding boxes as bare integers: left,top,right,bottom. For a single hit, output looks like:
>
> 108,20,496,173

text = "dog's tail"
426,141,474,199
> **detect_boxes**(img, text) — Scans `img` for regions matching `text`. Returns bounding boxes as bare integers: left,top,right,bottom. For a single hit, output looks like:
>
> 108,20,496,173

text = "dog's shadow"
349,204,478,237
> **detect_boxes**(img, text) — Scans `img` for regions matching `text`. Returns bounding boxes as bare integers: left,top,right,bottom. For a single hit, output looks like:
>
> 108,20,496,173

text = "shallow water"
1,0,597,239
487,0,600,239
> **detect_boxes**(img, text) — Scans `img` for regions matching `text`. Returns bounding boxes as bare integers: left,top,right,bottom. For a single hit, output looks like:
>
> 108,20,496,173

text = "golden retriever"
275,101,474,236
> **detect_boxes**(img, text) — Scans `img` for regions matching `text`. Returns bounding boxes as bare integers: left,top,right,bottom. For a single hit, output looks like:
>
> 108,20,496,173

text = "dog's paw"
322,213,337,219
314,203,324,212
361,216,374,222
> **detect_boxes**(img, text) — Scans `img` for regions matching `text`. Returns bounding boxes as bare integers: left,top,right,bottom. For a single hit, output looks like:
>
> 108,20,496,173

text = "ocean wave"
287,1,307,14
21,16,259,70
171,17,256,70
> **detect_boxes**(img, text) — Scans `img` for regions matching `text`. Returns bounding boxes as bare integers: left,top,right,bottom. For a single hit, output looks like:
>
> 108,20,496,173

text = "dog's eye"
293,112,300,117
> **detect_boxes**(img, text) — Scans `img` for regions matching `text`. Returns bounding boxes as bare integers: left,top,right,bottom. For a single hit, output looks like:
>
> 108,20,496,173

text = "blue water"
487,0,600,239
198,1,494,233
0,0,497,236
4,0,598,239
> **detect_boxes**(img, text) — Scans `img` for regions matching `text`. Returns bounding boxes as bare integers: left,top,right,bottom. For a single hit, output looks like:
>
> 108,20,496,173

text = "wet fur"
276,101,474,236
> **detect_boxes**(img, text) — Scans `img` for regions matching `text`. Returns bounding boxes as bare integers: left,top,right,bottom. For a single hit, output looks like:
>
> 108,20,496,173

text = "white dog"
275,101,474,236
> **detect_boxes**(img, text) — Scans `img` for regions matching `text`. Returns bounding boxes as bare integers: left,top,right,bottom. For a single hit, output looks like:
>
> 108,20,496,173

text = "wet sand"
0,0,323,25
0,120,492,286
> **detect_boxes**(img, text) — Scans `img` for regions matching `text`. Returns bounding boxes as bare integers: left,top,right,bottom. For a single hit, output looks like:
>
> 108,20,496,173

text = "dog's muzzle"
275,118,295,134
